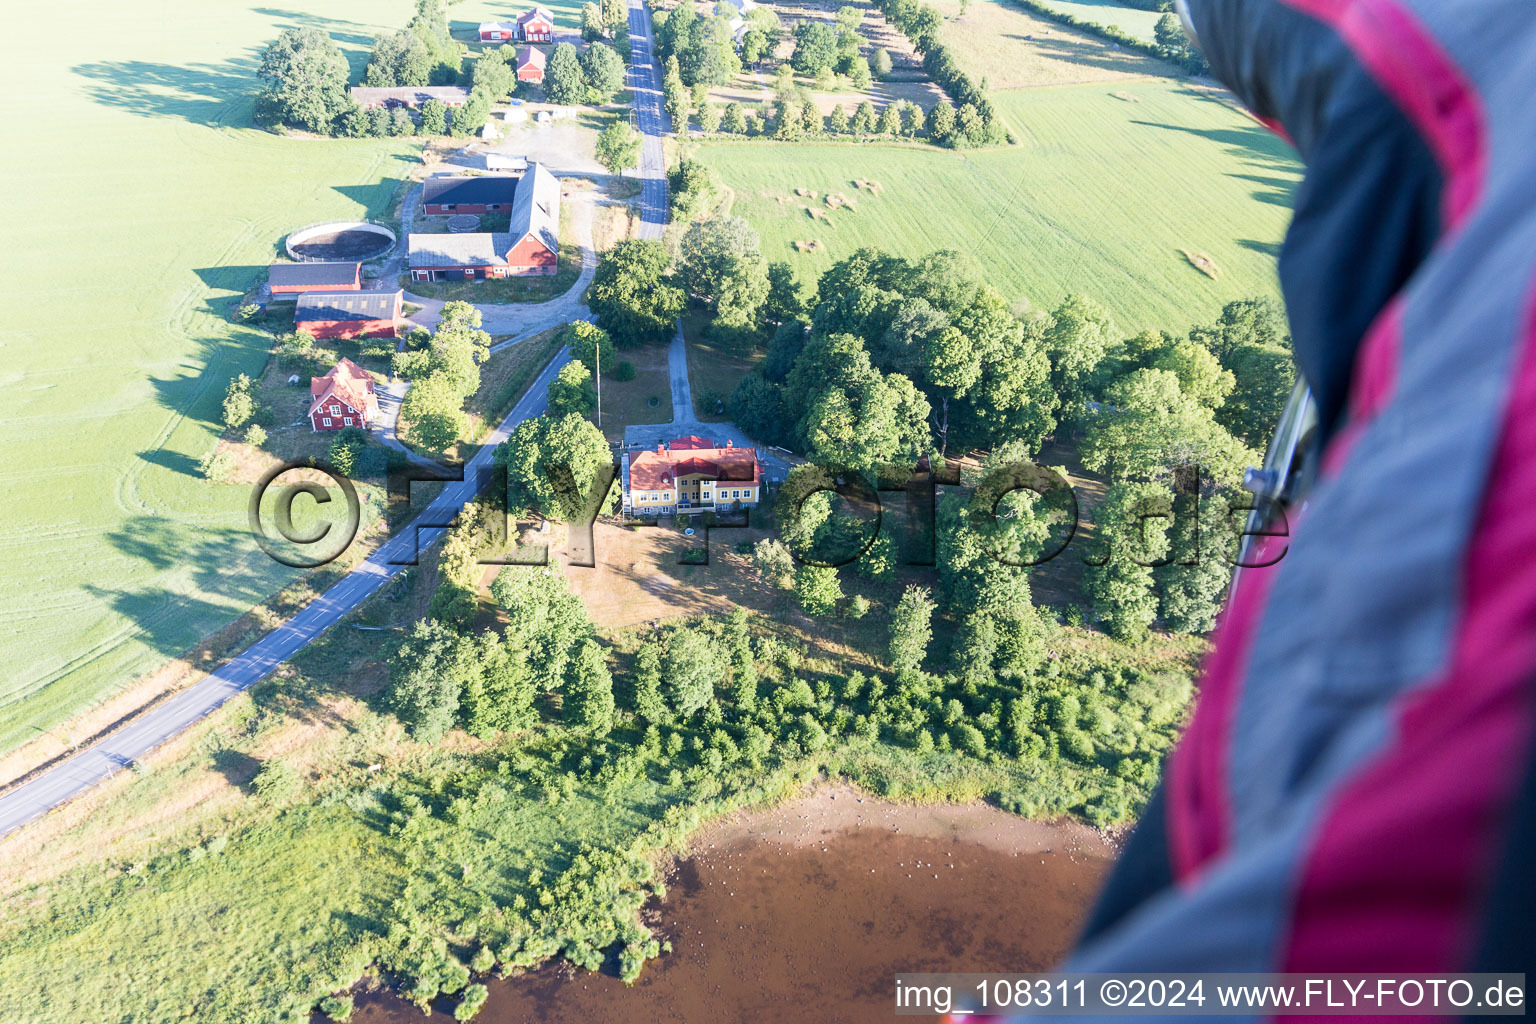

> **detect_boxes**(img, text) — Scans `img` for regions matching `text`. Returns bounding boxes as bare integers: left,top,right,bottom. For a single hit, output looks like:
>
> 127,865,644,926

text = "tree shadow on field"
72,57,263,127
1129,118,1301,184
1239,238,1283,258
1004,34,1174,78
1229,171,1300,208
73,10,381,126
146,321,271,428
211,748,262,789
138,447,204,480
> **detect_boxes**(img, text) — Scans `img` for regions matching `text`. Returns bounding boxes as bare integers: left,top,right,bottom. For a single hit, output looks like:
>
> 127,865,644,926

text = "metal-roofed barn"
294,290,403,340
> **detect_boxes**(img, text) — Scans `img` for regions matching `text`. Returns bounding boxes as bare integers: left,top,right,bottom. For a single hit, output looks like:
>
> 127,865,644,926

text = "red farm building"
308,357,379,432
294,289,403,340
421,175,520,216
268,261,360,297
516,6,555,42
516,45,547,84
407,163,560,282
479,20,518,42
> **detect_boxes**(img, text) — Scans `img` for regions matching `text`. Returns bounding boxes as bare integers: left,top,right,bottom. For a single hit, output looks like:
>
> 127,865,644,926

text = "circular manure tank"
285,220,396,262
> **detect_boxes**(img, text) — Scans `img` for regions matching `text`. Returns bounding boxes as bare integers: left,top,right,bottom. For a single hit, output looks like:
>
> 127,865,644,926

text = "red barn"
421,175,520,216
407,163,560,281
294,290,403,340
479,20,517,41
517,6,555,42
268,261,360,296
309,358,379,432
516,45,547,84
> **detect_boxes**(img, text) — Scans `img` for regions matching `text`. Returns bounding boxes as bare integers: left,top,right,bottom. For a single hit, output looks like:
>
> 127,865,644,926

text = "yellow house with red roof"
621,436,762,516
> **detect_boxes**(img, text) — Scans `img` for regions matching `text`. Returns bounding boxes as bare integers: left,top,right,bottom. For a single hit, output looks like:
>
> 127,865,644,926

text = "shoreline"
682,779,1123,861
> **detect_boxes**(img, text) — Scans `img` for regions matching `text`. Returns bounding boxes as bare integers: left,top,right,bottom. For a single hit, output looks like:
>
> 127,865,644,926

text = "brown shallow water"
348,785,1115,1023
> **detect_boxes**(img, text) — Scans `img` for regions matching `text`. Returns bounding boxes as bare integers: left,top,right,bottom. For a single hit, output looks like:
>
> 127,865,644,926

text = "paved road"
0,3,674,840
0,351,572,838
627,0,669,242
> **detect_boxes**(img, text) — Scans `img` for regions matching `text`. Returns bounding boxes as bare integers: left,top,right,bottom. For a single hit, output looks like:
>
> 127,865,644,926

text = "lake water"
347,786,1115,1023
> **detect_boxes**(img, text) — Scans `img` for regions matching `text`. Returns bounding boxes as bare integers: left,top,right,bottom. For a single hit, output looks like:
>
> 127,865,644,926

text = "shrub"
613,360,637,382
252,758,302,804
845,594,870,619
455,985,489,1020
243,423,268,448
222,374,258,430
318,994,355,1022
236,303,261,323
198,446,236,483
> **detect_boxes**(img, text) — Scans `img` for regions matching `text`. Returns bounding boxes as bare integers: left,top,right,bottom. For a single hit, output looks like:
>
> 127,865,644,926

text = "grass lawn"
1027,0,1166,43
930,0,1175,88
697,77,1298,335
0,0,430,759
597,343,673,441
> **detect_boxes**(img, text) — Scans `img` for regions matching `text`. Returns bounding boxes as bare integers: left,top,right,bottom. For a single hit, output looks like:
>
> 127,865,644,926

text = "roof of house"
628,439,761,491
478,20,518,32
518,6,555,24
422,174,521,207
347,86,470,105
268,262,360,289
408,232,515,267
508,161,560,254
295,290,403,322
517,45,548,68
309,357,378,419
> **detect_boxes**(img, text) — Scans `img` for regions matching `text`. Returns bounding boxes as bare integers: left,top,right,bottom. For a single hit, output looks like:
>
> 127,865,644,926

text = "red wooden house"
407,163,560,281
294,290,403,340
309,358,379,432
516,45,547,84
517,6,555,42
268,261,360,296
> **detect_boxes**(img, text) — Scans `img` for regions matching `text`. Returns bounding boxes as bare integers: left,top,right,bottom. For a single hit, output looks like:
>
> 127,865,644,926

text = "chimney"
656,442,665,454
726,439,733,448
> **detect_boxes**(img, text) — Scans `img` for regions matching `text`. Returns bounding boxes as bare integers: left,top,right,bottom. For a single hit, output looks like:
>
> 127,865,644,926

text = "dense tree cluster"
653,1,744,88
394,301,491,455
255,28,352,133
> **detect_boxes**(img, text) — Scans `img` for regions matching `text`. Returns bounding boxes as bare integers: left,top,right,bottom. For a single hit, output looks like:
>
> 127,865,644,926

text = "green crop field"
696,77,1298,333
0,0,597,757
1029,0,1167,42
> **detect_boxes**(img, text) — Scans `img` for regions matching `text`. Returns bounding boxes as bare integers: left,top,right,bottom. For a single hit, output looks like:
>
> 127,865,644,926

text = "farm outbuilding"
479,21,518,42
421,175,520,215
267,261,361,296
347,86,470,110
308,357,379,432
294,290,403,340
407,162,560,281
516,46,547,84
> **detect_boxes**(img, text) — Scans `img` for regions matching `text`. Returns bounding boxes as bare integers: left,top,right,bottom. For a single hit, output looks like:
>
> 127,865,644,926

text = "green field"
1030,0,1167,42
697,78,1298,334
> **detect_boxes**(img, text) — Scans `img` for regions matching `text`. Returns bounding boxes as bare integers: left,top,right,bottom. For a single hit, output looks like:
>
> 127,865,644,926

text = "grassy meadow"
696,76,1297,334
1029,0,1166,42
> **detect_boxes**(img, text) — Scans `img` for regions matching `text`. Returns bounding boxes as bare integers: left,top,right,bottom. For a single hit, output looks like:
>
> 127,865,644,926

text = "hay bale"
1180,249,1223,279
794,187,816,198
1111,91,1141,103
